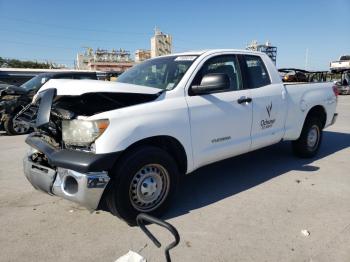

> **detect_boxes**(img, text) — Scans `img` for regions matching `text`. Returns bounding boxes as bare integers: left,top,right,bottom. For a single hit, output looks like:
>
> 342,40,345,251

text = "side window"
191,55,243,91
244,55,271,88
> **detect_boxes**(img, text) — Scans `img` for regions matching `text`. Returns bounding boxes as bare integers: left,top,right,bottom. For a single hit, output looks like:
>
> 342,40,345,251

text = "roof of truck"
165,49,263,57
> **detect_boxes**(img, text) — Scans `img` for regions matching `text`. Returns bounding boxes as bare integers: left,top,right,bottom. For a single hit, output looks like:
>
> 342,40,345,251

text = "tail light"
332,85,339,97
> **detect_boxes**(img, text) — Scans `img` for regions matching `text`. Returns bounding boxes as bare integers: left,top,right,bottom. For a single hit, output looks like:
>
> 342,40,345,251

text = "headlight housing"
62,119,109,146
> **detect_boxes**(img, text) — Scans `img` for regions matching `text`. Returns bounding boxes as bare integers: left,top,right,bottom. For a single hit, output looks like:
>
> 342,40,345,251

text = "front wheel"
105,146,179,225
292,117,323,158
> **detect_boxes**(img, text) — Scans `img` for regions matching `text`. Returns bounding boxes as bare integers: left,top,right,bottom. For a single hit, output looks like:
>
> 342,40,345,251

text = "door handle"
237,96,252,104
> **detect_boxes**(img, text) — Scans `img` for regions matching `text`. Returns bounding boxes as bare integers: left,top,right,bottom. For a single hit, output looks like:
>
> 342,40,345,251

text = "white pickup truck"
21,49,338,224
330,55,350,72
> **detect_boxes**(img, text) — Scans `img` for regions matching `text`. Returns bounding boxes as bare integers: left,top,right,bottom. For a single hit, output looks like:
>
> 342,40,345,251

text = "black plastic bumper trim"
25,135,121,173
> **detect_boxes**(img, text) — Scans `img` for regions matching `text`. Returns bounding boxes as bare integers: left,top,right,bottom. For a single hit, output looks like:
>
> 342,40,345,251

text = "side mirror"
191,73,230,95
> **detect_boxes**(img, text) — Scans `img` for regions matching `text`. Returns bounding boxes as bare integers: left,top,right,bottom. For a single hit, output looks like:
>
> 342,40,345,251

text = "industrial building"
151,27,172,58
246,40,277,64
74,28,172,71
75,48,133,72
135,49,151,63
135,28,173,62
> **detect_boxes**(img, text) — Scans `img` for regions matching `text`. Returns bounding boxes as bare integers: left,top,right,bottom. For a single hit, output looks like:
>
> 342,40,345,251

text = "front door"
185,54,253,168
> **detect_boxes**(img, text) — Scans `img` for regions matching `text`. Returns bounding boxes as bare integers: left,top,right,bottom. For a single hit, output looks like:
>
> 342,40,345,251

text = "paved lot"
0,96,349,262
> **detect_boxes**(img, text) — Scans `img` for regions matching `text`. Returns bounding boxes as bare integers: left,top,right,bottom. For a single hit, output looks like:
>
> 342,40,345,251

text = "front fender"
90,96,194,172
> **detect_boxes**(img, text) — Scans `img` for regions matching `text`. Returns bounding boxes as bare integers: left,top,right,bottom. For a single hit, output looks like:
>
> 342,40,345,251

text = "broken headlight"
62,119,109,146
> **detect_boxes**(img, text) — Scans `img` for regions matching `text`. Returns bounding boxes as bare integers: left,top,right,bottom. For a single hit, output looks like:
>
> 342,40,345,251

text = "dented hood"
37,79,161,96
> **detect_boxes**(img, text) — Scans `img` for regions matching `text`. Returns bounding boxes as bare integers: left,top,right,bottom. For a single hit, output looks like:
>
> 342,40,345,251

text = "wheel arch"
115,135,188,175
304,105,327,129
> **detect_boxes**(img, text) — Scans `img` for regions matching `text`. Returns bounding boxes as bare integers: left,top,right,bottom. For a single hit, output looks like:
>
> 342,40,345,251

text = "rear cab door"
240,54,288,150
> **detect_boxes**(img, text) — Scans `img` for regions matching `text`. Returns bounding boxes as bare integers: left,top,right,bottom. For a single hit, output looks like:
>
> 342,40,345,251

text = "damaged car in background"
0,80,32,135
19,50,337,224
0,71,98,135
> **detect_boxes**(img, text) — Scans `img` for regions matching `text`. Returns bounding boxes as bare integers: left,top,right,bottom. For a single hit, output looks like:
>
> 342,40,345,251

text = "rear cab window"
243,55,271,88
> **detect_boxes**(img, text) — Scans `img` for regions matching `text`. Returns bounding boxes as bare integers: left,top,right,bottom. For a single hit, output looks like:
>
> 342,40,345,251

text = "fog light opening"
64,176,78,195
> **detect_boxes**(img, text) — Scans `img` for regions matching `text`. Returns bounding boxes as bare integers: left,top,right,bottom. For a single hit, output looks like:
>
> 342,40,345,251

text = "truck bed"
284,81,332,86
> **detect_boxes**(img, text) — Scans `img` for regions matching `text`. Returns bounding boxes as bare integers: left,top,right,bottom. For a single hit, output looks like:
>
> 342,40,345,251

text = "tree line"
0,57,61,69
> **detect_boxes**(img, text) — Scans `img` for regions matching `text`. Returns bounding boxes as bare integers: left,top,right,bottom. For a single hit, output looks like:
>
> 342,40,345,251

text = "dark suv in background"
0,71,98,135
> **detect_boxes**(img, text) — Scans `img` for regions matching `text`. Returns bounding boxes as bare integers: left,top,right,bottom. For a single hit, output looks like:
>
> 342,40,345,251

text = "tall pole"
305,48,309,70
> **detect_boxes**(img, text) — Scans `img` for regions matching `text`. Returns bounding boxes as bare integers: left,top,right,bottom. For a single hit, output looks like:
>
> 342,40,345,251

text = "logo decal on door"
266,102,272,118
261,102,276,129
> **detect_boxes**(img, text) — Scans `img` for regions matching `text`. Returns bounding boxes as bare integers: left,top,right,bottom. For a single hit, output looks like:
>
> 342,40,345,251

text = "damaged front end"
0,84,33,132
0,93,30,131
20,87,160,210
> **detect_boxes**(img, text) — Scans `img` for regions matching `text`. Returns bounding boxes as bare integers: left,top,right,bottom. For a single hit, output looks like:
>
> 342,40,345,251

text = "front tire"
292,117,323,158
105,146,179,225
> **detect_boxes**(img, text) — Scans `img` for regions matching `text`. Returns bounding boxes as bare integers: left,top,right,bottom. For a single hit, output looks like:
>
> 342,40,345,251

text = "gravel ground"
0,96,349,262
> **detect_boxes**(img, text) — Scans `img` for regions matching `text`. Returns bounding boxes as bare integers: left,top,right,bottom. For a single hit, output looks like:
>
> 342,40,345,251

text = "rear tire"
292,117,323,158
105,146,179,225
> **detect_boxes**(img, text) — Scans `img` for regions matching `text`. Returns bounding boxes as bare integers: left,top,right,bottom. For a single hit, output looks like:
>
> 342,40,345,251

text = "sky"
0,0,349,70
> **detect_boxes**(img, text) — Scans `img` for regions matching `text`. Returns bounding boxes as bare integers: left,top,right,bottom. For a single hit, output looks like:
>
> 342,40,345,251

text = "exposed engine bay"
16,89,160,149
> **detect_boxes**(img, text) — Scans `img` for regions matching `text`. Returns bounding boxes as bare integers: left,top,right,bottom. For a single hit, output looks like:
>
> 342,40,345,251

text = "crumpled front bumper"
23,154,110,210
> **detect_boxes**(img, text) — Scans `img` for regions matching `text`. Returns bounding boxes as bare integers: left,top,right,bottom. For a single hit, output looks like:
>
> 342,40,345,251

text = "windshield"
117,55,197,90
21,74,50,91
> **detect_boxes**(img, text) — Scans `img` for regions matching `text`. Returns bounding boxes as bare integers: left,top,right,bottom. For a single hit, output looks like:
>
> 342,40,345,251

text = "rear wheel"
292,117,323,158
105,146,179,225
